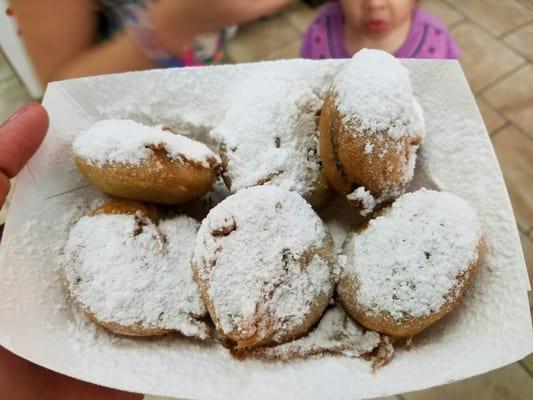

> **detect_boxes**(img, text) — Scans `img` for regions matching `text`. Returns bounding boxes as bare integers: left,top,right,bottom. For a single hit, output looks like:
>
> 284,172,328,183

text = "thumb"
0,103,48,206
0,103,48,178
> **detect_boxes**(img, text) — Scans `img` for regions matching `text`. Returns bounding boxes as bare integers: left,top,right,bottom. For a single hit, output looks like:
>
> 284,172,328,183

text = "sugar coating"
403,143,419,184
73,119,218,167
342,189,482,320
248,306,381,360
193,185,338,343
346,187,377,216
214,69,324,198
333,49,426,140
64,212,209,338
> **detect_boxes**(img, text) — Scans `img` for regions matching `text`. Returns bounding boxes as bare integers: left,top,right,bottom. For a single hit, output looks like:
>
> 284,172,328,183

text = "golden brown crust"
337,243,482,338
307,170,337,210
75,147,218,205
319,91,422,202
83,309,172,337
219,143,233,191
90,198,160,220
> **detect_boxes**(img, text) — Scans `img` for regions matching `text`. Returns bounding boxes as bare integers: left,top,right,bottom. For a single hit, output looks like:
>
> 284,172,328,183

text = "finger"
0,102,49,179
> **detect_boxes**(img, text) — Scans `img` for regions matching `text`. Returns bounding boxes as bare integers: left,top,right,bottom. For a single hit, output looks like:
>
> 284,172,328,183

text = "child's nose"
363,0,388,11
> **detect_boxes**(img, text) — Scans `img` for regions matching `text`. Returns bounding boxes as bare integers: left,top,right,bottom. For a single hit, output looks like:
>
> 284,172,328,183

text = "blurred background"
1,0,532,399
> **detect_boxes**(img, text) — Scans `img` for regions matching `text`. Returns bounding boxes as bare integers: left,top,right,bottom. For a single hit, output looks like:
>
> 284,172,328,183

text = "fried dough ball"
215,72,335,210
73,119,220,204
192,185,339,349
337,189,482,338
319,49,425,215
64,198,210,338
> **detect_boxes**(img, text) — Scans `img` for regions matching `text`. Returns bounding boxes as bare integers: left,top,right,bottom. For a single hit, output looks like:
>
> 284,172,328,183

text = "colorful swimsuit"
97,0,229,67
300,3,460,60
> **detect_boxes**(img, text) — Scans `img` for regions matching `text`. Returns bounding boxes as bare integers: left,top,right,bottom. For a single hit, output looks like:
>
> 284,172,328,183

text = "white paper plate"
0,59,531,400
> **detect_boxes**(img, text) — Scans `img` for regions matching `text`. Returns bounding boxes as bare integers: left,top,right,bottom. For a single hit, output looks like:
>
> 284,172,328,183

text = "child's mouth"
366,20,389,32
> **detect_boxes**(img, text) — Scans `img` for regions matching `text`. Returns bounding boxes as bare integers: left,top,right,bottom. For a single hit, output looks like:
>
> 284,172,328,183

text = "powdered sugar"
64,212,209,338
342,189,482,320
73,119,218,167
333,49,425,140
364,143,373,154
346,187,377,216
193,185,338,343
403,144,420,185
214,68,326,199
1,58,532,400
247,305,382,360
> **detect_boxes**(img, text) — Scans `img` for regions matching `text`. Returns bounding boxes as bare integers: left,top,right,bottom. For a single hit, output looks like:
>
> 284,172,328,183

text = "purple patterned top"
301,3,460,59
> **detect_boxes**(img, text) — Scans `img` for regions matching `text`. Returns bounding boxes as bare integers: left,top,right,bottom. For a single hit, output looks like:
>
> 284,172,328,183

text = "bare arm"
12,0,292,84
11,0,155,83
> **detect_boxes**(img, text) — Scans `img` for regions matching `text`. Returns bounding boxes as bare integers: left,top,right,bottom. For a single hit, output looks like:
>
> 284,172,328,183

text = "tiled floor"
1,0,532,399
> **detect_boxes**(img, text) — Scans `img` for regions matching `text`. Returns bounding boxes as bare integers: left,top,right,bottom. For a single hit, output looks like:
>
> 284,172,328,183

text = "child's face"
340,0,416,34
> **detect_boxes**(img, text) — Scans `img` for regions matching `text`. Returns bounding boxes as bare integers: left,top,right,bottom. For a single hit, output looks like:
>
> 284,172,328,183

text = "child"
301,0,460,60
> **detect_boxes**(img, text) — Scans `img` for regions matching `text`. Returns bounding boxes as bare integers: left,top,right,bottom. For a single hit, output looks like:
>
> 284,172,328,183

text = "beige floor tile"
520,231,533,289
403,362,533,400
475,96,507,134
446,0,533,36
492,126,533,231
504,23,533,61
226,15,300,63
517,0,533,11
420,0,465,27
451,22,524,92
283,0,318,34
0,77,31,122
264,40,301,61
482,64,533,138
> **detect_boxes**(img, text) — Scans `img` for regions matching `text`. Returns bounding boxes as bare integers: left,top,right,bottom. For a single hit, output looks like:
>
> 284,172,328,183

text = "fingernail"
1,102,39,127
